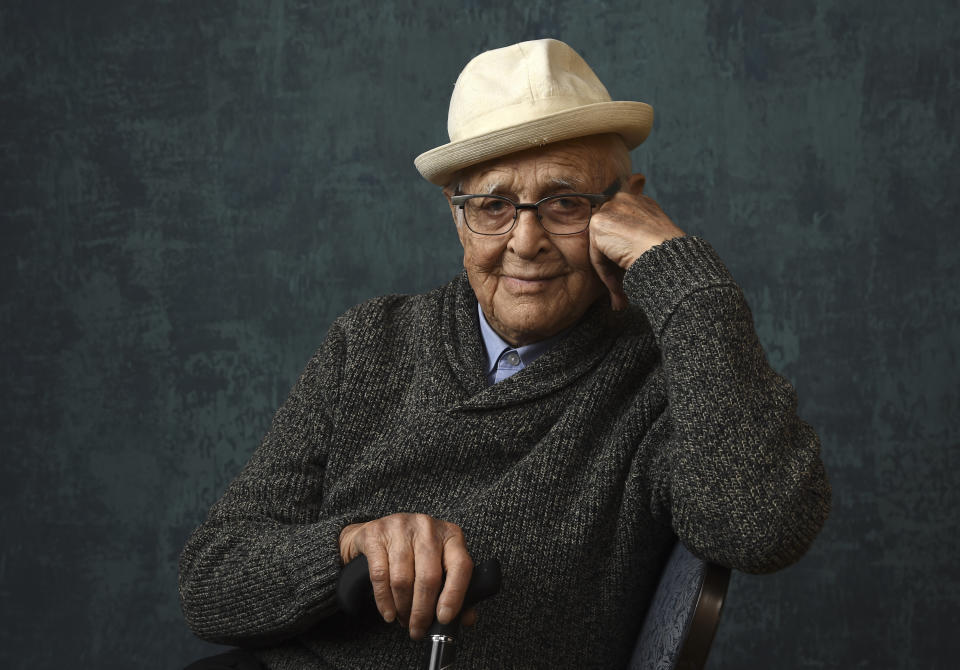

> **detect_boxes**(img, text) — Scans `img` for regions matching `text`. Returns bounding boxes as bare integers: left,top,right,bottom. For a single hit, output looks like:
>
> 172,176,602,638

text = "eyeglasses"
450,181,621,236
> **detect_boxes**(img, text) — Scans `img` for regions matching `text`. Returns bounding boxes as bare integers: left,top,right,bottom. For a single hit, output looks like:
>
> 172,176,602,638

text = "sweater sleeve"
623,235,831,574
178,317,364,645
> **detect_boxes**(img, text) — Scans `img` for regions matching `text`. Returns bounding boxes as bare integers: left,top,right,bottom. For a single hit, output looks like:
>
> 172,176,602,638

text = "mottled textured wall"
2,0,957,668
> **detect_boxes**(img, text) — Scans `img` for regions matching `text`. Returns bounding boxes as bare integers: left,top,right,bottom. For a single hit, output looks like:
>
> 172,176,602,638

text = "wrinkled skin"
448,135,685,345
339,134,685,640
339,513,476,639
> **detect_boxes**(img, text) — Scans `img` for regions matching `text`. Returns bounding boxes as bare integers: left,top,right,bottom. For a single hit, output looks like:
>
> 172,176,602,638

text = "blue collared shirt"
477,304,565,385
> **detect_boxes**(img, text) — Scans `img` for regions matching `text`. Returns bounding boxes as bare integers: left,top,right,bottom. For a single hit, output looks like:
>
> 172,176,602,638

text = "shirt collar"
477,303,566,375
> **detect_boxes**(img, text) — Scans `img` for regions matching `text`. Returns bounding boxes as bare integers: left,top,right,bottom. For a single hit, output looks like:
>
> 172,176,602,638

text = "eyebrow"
475,180,510,195
544,176,586,192
468,175,591,197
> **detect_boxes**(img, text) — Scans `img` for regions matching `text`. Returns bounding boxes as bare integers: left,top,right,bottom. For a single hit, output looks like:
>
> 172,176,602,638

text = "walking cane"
337,554,501,669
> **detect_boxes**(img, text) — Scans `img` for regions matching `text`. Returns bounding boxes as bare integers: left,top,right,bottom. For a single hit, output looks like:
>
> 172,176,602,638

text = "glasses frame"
450,181,621,236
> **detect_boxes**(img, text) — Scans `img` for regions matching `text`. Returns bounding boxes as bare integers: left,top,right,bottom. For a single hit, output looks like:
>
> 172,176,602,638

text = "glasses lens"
539,195,593,234
463,196,515,234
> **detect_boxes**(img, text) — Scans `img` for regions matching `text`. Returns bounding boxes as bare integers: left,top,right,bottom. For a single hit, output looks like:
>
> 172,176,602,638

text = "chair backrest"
628,541,732,670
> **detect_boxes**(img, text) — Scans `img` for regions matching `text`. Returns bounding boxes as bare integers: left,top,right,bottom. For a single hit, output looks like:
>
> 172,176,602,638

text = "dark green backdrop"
2,1,958,668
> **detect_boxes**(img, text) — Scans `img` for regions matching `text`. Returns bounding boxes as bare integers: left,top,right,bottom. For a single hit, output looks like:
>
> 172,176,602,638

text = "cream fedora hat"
414,38,653,186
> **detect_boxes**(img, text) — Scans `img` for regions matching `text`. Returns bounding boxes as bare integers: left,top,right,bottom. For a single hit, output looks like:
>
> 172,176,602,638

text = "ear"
623,173,646,196
442,187,468,249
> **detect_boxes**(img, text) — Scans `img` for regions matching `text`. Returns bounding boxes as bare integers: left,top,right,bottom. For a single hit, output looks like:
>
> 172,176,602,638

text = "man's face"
448,136,623,347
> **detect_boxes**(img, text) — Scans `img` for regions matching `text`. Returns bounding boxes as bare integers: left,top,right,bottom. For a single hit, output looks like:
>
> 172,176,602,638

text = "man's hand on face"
339,513,476,640
588,173,686,310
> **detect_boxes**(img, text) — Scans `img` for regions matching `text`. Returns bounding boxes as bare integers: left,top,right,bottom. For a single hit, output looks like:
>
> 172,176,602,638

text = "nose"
507,208,551,259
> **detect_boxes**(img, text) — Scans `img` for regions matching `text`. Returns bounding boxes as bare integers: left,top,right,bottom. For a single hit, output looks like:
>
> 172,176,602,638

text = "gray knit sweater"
178,236,830,669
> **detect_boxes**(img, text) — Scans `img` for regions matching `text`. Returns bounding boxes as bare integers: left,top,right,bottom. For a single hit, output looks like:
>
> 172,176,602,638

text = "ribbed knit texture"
178,236,831,669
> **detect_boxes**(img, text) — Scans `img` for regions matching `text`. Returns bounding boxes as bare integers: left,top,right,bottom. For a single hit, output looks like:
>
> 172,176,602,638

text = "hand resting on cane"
339,513,478,640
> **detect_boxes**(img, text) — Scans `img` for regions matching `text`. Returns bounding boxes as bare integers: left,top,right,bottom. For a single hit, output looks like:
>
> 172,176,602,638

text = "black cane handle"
336,553,378,617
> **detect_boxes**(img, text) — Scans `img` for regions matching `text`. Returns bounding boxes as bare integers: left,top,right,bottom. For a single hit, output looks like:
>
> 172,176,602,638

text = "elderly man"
179,39,830,669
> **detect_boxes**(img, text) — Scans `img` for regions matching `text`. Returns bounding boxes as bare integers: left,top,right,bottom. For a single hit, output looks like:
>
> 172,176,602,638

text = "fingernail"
409,627,422,640
437,606,452,623
383,609,395,623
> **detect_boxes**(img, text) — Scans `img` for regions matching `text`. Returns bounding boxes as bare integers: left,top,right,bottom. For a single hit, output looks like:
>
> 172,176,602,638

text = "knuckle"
447,548,473,570
414,513,436,531
364,522,388,541
443,522,466,541
390,572,413,592
382,513,405,530
417,568,443,592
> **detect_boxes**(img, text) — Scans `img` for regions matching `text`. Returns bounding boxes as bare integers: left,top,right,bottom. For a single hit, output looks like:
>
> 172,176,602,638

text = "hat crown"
448,39,613,143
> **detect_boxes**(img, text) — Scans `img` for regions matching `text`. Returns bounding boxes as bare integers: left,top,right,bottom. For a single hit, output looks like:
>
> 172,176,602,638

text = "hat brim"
414,101,653,186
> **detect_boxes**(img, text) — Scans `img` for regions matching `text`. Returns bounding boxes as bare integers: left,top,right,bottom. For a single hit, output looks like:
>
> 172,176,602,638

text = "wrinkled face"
447,136,626,347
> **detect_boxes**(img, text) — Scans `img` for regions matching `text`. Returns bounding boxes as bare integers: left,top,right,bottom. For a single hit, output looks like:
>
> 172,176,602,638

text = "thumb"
339,522,367,564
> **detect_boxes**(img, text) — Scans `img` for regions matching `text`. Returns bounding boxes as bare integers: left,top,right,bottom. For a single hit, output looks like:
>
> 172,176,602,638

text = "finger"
436,527,474,624
388,542,416,628
364,542,397,624
338,523,358,564
408,534,444,640
588,230,628,311
460,606,478,628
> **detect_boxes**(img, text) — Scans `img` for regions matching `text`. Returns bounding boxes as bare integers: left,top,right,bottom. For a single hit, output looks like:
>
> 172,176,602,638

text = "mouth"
501,274,561,293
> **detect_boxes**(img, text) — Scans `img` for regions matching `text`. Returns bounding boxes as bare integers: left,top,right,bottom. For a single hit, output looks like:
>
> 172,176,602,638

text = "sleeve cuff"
287,511,376,619
621,236,738,337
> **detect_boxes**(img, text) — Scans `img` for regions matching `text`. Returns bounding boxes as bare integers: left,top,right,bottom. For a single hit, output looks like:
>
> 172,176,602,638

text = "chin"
499,310,572,343
487,287,601,344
